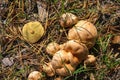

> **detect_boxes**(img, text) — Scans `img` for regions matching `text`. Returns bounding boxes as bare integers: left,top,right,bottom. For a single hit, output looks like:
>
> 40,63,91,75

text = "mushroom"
49,41,90,76
54,76,63,80
42,62,55,77
61,40,89,66
111,35,120,44
50,49,82,76
22,21,44,43
43,19,98,77
51,50,73,69
46,42,60,56
69,56,81,67
68,20,97,49
59,13,78,27
62,40,88,56
84,55,96,65
28,71,42,80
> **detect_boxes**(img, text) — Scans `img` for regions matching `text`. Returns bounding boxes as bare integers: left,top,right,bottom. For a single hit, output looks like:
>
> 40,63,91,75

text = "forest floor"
0,0,120,80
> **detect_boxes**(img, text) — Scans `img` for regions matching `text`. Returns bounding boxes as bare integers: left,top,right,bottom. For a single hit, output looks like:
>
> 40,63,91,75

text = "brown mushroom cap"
59,13,78,27
22,21,44,43
46,42,60,56
28,71,42,80
68,20,97,49
61,40,89,65
42,62,55,77
70,56,81,67
84,55,96,65
51,50,73,69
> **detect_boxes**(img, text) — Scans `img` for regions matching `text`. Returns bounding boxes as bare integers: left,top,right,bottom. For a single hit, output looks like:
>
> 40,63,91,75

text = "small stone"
2,57,14,66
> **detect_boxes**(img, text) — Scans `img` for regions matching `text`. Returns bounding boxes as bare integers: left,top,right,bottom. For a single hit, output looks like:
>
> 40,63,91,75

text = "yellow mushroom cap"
22,21,44,43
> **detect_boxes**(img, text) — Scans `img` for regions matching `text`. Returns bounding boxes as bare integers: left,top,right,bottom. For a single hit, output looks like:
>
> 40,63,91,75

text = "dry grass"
0,0,120,80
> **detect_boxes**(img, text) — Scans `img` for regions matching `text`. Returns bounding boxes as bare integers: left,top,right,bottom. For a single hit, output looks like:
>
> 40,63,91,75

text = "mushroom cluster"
43,13,97,77
28,13,97,80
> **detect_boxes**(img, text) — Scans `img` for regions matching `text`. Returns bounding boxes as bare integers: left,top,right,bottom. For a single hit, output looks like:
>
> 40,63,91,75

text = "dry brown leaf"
37,1,48,22
2,57,14,66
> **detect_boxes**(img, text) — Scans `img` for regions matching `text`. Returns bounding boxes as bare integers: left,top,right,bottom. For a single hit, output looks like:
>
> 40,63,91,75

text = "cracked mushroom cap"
56,64,75,76
51,50,73,69
62,40,89,56
68,20,97,49
70,56,81,67
22,21,44,43
28,71,42,80
84,55,96,65
61,40,89,66
54,76,63,80
46,42,60,56
59,13,78,27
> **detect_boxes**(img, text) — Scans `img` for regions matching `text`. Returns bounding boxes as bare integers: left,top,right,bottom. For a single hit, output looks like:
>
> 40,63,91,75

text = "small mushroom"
84,55,96,65
46,42,60,56
111,35,120,44
22,21,44,43
68,20,97,49
28,71,42,80
59,13,78,27
42,62,55,77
